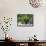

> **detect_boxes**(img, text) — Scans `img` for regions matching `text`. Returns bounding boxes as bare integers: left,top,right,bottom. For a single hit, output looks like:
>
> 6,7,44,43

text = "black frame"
17,14,33,27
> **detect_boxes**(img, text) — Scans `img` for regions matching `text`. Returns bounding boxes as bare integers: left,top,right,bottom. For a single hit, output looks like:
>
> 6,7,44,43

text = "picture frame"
17,14,33,27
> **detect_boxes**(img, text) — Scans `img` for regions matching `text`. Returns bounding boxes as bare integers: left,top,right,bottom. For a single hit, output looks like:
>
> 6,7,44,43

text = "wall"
0,0,46,40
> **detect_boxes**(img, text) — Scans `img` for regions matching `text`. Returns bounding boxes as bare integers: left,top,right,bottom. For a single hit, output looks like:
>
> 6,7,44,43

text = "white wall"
0,0,46,40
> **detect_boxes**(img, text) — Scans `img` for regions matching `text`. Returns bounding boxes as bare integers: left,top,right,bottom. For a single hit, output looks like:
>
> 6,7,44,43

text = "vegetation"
17,14,33,24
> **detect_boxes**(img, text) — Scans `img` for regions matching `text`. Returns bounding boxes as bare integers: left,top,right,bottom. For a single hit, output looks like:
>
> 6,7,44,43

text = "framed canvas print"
17,14,33,27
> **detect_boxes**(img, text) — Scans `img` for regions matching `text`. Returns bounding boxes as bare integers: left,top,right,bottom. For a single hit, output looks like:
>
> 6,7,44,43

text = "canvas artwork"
17,14,33,27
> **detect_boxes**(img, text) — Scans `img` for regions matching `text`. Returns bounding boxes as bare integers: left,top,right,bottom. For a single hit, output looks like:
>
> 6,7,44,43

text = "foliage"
17,14,33,24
